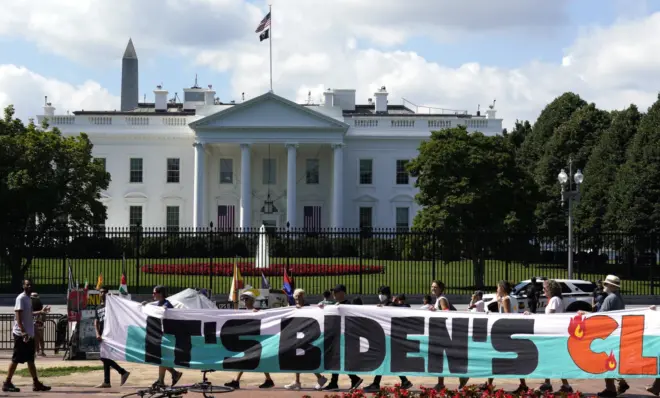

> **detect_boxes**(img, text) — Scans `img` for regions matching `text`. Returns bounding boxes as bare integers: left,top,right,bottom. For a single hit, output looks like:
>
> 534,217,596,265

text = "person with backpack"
427,280,468,391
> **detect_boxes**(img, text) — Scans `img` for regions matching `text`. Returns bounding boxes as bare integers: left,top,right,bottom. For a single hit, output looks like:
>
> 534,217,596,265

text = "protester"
30,292,47,357
467,290,485,312
351,297,363,305
363,286,413,392
320,284,363,392
537,280,572,393
419,294,433,310
480,280,528,394
428,280,468,391
224,291,275,390
526,277,540,314
95,286,130,388
284,289,328,391
645,306,660,396
592,279,608,312
144,285,183,388
2,279,51,392
393,294,410,307
319,290,335,305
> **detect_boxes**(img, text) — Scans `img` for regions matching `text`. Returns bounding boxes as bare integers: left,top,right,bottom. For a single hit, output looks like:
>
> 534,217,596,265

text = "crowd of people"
3,274,659,397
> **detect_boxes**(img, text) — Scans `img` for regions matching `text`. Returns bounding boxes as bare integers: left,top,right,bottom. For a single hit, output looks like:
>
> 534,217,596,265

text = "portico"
188,92,349,230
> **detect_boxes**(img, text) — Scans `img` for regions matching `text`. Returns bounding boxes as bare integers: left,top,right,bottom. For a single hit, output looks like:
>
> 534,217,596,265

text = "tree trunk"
472,257,485,289
10,263,26,292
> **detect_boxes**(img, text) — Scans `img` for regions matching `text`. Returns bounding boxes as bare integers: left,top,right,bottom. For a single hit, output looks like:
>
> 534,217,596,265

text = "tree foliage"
504,119,532,150
0,105,110,287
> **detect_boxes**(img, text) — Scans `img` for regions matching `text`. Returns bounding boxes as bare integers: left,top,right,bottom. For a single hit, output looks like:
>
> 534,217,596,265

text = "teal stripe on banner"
125,326,660,378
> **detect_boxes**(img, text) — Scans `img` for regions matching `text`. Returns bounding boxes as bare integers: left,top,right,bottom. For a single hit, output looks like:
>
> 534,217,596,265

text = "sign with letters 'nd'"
101,296,660,378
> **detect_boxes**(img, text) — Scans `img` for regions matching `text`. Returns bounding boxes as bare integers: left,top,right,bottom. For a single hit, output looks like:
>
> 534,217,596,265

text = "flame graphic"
568,314,586,339
605,351,617,371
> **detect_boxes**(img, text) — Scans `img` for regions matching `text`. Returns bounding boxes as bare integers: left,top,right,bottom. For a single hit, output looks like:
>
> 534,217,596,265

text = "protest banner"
101,295,660,379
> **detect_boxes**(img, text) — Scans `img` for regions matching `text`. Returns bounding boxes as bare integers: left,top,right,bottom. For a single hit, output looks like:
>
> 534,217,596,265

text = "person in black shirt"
363,286,413,393
95,286,130,388
321,284,363,392
526,277,540,314
592,280,607,312
144,286,182,388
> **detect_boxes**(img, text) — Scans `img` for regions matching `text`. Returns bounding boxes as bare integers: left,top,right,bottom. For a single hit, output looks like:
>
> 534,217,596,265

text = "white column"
286,143,298,228
240,144,252,229
193,141,206,229
331,143,344,228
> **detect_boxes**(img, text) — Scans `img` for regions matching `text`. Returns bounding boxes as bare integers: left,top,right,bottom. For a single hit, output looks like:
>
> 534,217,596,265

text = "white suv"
483,278,596,313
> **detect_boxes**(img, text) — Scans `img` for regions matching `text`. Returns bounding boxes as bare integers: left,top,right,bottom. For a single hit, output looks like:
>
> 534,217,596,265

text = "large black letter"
279,317,321,371
490,318,538,375
472,318,488,343
391,317,425,373
324,315,341,371
428,317,469,374
345,316,386,372
145,316,163,365
162,319,202,367
220,319,262,370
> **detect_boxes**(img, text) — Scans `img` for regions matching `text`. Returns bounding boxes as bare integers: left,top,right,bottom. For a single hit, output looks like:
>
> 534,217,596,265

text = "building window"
396,160,409,185
303,206,321,229
129,206,142,226
220,158,233,184
130,158,143,183
396,207,410,230
95,157,106,171
359,159,373,185
306,159,319,184
166,206,179,229
359,207,373,228
217,205,235,230
166,158,180,183
263,158,276,185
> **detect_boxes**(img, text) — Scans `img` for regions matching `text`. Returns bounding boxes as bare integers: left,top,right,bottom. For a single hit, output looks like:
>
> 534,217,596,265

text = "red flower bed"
141,262,385,276
305,384,590,398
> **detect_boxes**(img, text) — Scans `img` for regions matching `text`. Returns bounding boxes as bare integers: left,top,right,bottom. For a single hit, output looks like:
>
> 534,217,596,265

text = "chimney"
43,96,55,116
205,85,216,105
154,85,168,112
323,89,334,107
486,100,497,119
374,86,388,113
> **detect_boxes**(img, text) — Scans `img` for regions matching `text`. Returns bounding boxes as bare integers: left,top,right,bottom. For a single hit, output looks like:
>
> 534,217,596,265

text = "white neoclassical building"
36,42,503,230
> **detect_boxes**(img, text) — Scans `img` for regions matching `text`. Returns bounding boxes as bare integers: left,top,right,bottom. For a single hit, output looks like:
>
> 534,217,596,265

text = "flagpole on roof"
269,4,273,93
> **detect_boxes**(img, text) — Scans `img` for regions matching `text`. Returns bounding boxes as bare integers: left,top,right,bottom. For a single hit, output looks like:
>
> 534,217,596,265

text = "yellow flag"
228,260,244,302
95,273,103,290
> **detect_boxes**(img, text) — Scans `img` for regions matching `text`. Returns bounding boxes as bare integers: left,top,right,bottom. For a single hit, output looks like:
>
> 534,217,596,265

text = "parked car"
483,277,596,313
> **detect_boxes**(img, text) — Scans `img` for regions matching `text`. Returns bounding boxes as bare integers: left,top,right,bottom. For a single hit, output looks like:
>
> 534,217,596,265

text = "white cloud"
1,0,660,128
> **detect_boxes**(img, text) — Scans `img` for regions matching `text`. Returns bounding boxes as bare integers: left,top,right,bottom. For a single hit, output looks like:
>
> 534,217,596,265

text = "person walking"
284,289,328,391
363,286,413,392
30,292,47,357
145,286,183,388
95,286,130,388
321,284,363,392
537,280,572,393
2,279,51,392
224,291,275,389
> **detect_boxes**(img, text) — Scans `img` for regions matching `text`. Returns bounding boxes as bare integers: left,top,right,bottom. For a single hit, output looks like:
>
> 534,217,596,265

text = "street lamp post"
558,158,584,280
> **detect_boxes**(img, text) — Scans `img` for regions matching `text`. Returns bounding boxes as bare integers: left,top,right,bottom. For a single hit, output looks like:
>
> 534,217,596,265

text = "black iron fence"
1,227,659,296
0,313,69,352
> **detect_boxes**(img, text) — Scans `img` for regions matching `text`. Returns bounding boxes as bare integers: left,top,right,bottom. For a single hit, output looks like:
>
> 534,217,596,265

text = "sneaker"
322,383,339,391
315,376,328,390
349,378,363,392
95,383,111,388
597,389,618,397
121,372,130,386
171,371,183,386
2,382,20,392
539,383,553,392
433,383,446,392
513,384,528,394
284,382,301,390
458,378,470,389
618,380,630,395
224,380,240,389
363,383,381,392
647,386,660,397
33,381,51,392
259,379,274,389
152,380,166,389
401,380,413,390
560,385,574,393
478,383,491,391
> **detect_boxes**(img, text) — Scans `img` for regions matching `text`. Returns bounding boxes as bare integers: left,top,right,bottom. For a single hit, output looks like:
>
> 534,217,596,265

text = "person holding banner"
224,291,275,390
537,280,572,393
284,289,328,391
480,280,528,394
95,286,130,388
144,286,183,388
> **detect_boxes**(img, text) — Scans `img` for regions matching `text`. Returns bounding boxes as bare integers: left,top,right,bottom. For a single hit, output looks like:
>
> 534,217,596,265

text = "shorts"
12,334,35,364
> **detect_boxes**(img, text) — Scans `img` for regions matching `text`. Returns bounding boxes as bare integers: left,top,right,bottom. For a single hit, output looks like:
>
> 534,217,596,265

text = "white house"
36,41,503,230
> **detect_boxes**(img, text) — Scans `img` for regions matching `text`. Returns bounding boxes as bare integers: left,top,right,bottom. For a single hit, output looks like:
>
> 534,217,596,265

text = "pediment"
189,92,348,131
124,192,148,200
354,194,379,203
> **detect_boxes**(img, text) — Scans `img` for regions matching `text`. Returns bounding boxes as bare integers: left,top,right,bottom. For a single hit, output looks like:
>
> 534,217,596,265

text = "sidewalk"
0,355,657,397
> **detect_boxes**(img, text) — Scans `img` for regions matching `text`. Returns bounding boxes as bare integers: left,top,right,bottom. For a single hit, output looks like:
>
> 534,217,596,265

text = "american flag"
218,205,235,230
255,12,271,33
303,206,321,230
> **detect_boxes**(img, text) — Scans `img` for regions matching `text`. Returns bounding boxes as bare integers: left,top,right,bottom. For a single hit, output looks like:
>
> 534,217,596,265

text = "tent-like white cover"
167,288,217,309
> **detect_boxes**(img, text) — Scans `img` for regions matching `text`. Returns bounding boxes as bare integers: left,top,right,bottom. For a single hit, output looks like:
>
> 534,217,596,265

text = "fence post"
504,234,510,283
286,223,291,274
431,230,437,281
135,224,142,294
61,228,68,293
359,228,364,295
209,222,214,294
651,233,655,296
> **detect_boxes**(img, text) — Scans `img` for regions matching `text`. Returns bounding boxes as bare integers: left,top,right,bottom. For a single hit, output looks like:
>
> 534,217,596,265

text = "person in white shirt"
468,290,485,312
539,279,572,393
419,294,433,310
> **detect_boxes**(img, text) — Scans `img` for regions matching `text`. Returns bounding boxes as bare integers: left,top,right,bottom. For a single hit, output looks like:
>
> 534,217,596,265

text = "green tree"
408,126,536,288
504,119,532,150
518,92,587,174
0,106,110,288
577,105,641,232
607,95,660,234
533,103,611,233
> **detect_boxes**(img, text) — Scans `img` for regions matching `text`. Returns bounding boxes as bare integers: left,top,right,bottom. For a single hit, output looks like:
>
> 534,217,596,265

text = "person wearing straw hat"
596,275,628,397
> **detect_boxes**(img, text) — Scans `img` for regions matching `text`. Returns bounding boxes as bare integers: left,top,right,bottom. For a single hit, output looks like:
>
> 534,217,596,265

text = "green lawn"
6,257,655,296
0,366,103,378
